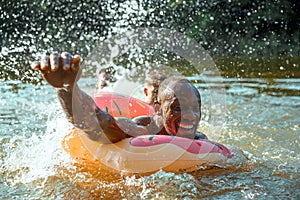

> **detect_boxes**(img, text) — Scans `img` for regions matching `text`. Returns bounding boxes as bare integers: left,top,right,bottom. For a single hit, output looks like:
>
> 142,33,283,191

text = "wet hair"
157,77,201,104
145,70,168,87
145,70,168,104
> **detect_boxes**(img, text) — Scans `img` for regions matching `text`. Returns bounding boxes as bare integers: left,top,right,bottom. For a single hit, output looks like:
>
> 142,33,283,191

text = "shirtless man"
32,52,207,143
143,70,167,106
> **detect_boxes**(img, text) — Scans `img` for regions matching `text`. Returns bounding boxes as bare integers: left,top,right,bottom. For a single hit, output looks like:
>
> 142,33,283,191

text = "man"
32,52,207,143
143,70,167,106
96,66,116,90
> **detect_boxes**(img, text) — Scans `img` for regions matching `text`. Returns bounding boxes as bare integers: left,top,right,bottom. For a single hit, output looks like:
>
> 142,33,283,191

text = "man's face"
160,82,201,138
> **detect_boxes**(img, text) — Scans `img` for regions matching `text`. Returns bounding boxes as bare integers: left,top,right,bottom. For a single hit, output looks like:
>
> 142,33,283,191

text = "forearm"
56,85,128,143
56,86,74,123
56,85,102,139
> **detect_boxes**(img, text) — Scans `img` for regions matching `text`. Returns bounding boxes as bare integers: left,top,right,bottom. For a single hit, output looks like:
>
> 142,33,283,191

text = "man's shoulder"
195,131,208,140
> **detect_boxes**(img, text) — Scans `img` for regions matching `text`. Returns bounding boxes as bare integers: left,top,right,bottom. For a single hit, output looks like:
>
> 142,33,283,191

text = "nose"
181,109,200,121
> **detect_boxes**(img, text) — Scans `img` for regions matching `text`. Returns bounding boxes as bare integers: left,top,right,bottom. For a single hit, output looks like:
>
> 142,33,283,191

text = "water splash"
1,103,71,186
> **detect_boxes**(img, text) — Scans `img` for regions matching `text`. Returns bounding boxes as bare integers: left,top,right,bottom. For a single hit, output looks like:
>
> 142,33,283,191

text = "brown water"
0,77,299,199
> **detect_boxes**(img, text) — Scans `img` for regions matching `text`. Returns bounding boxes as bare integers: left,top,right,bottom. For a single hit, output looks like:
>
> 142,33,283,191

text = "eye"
174,105,181,112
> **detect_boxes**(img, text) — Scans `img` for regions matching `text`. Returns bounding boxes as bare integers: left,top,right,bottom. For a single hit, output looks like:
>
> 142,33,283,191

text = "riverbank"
214,56,300,78
0,55,299,84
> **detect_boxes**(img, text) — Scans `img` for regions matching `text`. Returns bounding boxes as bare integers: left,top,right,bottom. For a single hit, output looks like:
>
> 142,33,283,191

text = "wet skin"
31,52,81,88
32,52,134,143
160,81,201,138
32,52,204,143
143,83,155,105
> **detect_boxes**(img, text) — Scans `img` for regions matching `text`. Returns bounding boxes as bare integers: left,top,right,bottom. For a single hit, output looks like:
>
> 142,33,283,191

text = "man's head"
144,70,167,105
157,77,201,138
97,67,116,89
98,67,116,81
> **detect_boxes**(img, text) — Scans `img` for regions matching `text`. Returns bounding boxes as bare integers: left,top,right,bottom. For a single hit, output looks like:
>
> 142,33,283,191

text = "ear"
143,87,148,96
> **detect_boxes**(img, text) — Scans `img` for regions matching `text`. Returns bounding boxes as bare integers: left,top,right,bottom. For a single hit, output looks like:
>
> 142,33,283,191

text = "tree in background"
0,0,299,81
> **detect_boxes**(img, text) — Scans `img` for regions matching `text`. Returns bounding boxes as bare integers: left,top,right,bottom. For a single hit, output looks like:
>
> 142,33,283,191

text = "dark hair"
144,70,168,104
145,70,168,87
157,77,201,104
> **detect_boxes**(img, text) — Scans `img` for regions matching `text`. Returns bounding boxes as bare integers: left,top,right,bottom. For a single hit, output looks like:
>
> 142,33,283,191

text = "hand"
31,52,81,88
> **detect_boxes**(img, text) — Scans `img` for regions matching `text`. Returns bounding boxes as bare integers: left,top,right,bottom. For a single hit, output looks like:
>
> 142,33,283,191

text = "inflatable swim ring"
62,129,233,173
62,92,234,174
93,91,155,118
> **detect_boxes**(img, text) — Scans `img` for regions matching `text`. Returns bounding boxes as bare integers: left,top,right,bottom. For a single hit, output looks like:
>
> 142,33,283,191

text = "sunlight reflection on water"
0,77,299,199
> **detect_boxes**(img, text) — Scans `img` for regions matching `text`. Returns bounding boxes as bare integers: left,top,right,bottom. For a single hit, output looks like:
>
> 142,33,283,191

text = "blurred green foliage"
0,0,299,82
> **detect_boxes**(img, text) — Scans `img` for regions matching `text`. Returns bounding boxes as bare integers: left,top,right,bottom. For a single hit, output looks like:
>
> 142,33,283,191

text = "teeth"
179,123,193,129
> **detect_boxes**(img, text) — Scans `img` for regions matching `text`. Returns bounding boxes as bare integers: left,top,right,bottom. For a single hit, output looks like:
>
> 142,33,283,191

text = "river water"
0,76,299,199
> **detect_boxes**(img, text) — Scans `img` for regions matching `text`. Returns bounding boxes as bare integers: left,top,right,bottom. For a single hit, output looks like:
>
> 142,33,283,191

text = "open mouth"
169,118,197,137
178,122,194,130
175,119,197,136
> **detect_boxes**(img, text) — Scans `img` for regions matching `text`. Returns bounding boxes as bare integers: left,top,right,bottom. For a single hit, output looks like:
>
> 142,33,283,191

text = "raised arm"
31,52,130,143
